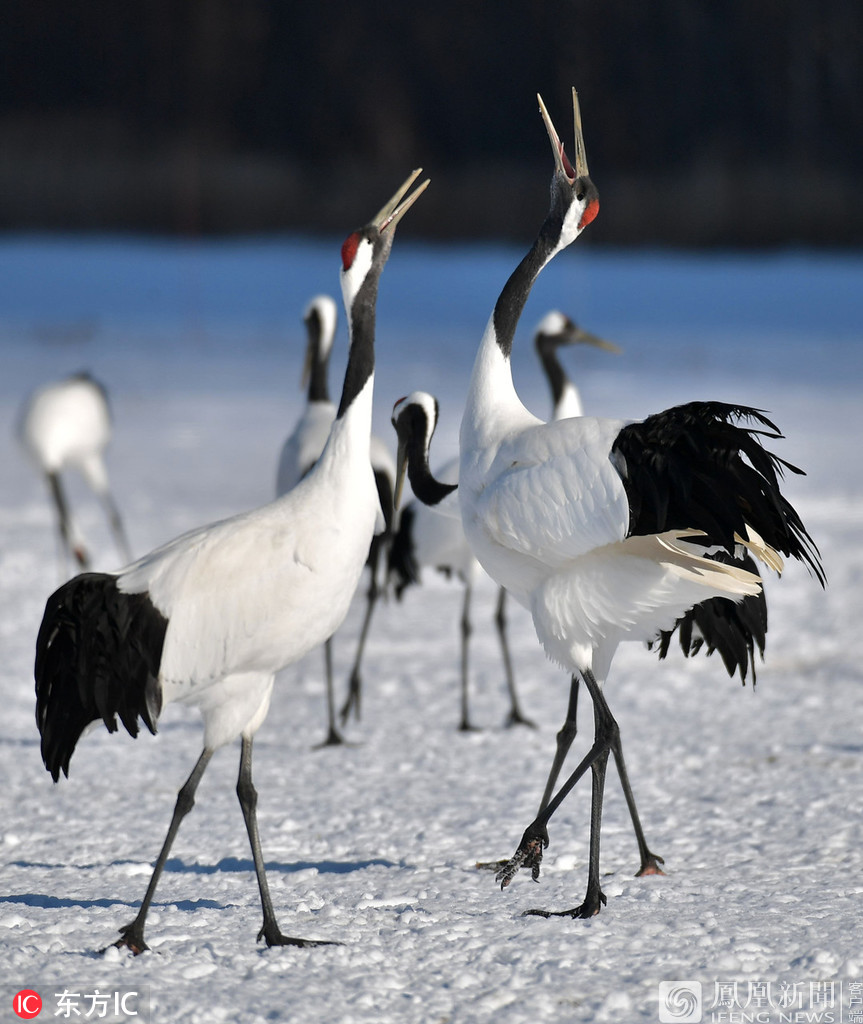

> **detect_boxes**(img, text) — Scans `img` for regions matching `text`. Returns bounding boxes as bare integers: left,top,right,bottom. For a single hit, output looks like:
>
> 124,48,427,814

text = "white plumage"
275,294,339,496
454,90,823,918
389,313,617,729
34,170,428,952
18,371,132,572
275,293,398,744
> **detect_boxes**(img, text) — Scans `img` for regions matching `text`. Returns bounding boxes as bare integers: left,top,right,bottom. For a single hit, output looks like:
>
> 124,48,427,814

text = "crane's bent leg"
495,588,536,728
237,737,336,947
315,638,346,747
540,671,662,876
476,674,577,872
111,748,213,954
538,674,580,812
496,670,615,917
525,670,612,918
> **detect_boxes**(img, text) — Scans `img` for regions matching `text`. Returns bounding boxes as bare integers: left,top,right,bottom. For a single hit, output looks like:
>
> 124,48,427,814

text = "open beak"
372,169,430,235
537,87,589,184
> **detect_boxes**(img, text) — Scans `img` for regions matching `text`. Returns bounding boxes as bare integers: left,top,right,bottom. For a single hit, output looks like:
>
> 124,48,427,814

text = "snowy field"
1,235,862,1023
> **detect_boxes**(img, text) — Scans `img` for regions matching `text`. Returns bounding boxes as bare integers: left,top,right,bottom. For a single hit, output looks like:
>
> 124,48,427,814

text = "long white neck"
553,381,584,420
460,227,562,462
460,314,540,459
319,373,374,472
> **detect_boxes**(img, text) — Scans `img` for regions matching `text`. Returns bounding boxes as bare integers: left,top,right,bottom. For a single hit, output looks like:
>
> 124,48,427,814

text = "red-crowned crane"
275,294,397,745
388,315,618,730
454,90,824,919
33,170,428,953
18,372,132,573
390,388,656,879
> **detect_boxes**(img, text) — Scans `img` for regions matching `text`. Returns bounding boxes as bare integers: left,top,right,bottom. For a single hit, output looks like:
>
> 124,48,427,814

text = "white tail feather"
735,525,785,575
624,529,763,597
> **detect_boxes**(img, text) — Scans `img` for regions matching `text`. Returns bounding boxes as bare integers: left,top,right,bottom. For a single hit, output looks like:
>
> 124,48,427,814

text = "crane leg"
339,538,384,725
495,669,621,916
47,471,89,571
475,676,577,871
237,737,336,947
537,674,663,876
523,672,612,918
315,638,346,747
495,588,535,728
110,748,213,954
537,674,580,813
458,582,478,731
99,488,133,565
607,728,665,876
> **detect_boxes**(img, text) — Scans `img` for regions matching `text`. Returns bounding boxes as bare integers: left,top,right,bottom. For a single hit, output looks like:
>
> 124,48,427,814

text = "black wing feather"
35,572,168,781
613,402,823,683
612,401,824,585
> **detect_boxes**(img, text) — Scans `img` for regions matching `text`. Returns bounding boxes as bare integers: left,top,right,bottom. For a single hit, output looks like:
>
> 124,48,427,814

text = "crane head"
537,89,600,240
340,170,429,275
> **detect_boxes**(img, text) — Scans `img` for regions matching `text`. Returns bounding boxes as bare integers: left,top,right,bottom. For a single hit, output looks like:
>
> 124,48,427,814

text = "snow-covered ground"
1,235,861,1024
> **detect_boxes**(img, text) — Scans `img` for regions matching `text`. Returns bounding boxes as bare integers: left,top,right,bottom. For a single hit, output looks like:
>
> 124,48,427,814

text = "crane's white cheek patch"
340,240,374,305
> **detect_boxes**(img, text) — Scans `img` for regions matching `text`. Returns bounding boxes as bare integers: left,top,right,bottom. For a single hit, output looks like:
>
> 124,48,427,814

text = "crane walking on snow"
18,372,133,573
392,389,664,878
454,89,823,918
33,170,428,952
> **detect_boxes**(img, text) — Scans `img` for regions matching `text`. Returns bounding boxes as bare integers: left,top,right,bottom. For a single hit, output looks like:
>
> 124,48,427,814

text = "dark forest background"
2,0,861,245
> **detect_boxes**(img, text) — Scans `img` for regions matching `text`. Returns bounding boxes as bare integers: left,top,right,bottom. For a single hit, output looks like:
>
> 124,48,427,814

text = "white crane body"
34,170,429,951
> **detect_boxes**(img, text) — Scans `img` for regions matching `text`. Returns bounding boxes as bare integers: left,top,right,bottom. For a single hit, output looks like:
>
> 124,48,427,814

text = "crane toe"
495,822,549,888
524,886,608,920
107,923,149,956
635,853,666,876
257,922,341,948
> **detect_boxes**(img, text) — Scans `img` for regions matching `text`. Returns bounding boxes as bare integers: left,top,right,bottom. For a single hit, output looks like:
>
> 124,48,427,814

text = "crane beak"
373,169,431,235
538,88,589,184
572,327,621,354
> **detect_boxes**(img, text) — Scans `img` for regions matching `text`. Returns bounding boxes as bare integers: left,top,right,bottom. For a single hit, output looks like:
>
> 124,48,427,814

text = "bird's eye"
576,189,586,202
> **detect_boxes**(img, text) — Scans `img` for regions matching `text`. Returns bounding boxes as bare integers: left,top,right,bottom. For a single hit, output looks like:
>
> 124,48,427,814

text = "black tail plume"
651,552,768,684
613,401,825,587
35,573,167,781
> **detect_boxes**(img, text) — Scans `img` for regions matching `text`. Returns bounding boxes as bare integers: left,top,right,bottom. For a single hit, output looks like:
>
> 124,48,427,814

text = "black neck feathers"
393,398,458,508
491,172,597,361
409,463,458,508
535,336,567,408
305,308,331,404
337,236,391,419
493,229,556,362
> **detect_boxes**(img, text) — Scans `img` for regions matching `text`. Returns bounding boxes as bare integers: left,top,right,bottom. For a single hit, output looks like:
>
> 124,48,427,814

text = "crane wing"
474,416,630,566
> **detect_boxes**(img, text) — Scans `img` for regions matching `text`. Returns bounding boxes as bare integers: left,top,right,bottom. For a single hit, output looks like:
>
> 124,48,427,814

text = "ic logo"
12,990,43,1019
658,981,702,1023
